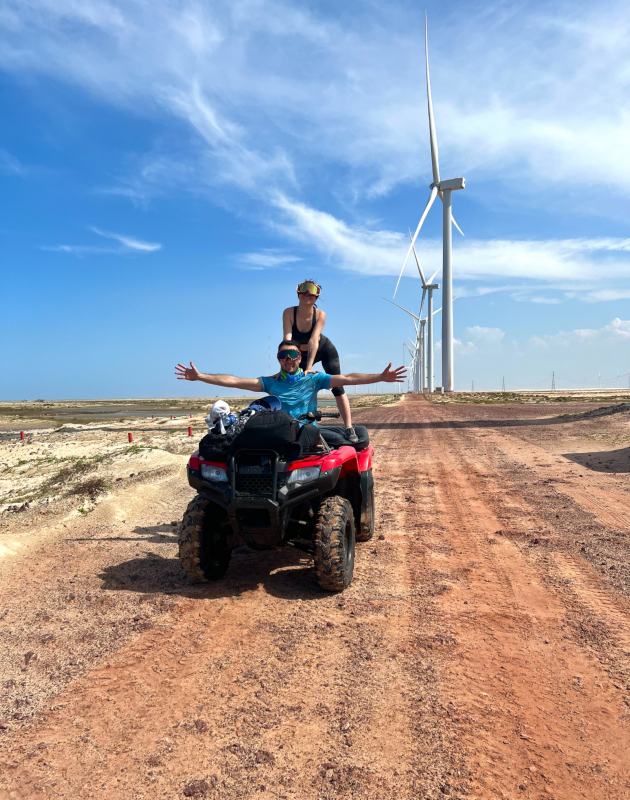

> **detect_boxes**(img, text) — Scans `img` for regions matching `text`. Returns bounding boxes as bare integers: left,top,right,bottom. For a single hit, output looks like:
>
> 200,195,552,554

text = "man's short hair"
278,339,300,350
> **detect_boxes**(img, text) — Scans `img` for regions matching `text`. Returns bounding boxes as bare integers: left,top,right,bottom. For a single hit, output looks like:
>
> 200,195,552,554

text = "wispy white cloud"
237,249,301,270
1,0,628,207
274,194,630,298
42,227,161,255
91,227,161,251
40,244,118,255
0,148,25,175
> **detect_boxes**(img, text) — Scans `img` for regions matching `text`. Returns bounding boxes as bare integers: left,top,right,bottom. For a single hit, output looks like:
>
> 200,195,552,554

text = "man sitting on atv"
175,339,405,446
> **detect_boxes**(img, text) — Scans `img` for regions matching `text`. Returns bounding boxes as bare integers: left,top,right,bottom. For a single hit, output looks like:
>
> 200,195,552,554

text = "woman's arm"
305,309,326,372
282,307,293,341
175,362,263,392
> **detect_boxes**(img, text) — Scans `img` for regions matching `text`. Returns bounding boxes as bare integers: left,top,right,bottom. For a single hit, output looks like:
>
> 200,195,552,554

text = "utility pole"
471,380,474,392
502,376,505,392
551,371,556,390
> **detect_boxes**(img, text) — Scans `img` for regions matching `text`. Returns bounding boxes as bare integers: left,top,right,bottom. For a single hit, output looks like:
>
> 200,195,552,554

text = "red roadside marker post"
20,431,25,440
188,427,192,437
171,415,173,420
152,414,154,419
128,432,133,443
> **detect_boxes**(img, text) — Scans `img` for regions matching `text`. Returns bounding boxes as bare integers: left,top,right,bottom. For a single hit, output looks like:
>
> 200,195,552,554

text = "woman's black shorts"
299,336,345,397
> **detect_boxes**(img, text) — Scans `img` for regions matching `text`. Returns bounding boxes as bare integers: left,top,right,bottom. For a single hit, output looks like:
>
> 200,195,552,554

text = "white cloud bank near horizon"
432,317,630,389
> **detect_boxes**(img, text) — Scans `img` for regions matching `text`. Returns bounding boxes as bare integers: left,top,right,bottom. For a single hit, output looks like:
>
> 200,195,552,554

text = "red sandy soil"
1,397,630,799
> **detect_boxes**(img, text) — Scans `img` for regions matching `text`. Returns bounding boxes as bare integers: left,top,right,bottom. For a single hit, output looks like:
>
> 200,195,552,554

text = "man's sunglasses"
277,349,301,361
296,281,321,297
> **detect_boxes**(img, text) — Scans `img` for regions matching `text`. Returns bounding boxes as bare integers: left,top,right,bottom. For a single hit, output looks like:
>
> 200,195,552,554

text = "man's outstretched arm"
175,362,263,392
329,363,406,388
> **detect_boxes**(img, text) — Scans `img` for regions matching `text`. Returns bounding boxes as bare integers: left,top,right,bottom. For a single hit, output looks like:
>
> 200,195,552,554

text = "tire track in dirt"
400,406,630,799
483,428,630,531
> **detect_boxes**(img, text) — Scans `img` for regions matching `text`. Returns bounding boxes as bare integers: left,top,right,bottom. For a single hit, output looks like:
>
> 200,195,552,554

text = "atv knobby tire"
179,495,232,583
313,496,355,591
356,482,375,542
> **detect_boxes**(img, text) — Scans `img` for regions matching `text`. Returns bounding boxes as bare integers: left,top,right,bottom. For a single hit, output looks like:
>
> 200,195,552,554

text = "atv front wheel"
356,482,375,542
313,496,355,591
179,495,232,583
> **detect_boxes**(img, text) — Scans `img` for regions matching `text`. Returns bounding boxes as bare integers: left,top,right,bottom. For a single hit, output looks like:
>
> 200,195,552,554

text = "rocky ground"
1,396,630,799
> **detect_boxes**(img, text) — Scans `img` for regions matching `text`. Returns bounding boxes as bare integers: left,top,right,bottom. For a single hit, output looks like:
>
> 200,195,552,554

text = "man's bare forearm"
331,372,382,387
197,373,262,392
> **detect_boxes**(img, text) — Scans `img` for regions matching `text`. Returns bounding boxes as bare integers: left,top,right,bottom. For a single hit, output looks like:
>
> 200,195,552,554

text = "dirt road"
2,398,630,799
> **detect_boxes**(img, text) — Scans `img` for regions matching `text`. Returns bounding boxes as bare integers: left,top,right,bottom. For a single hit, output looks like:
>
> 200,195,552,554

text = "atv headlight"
287,465,321,486
200,464,228,482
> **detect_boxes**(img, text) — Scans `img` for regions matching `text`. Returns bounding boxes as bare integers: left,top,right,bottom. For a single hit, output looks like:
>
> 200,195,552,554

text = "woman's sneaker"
345,426,359,444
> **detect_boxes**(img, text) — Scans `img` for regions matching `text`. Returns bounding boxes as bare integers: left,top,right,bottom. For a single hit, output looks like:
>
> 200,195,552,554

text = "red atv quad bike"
179,411,374,591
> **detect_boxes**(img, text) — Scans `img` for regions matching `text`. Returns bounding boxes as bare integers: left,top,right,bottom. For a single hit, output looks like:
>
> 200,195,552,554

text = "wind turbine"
408,231,440,393
383,280,455,393
384,299,423,391
393,12,465,393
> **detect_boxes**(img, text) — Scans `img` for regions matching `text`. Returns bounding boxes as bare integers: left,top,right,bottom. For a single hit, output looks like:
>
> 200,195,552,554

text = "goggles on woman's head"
277,349,301,361
296,280,321,297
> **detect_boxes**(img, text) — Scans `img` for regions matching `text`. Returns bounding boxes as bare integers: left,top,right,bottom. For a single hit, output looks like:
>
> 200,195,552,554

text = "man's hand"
304,368,322,375
380,363,407,383
175,362,201,381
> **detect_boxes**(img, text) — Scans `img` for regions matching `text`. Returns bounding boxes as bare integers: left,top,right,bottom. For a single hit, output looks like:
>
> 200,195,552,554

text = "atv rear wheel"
313,496,355,591
356,482,375,542
179,495,232,583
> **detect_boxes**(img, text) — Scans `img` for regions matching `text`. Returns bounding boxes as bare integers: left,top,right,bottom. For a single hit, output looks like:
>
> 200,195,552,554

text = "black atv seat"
317,425,370,452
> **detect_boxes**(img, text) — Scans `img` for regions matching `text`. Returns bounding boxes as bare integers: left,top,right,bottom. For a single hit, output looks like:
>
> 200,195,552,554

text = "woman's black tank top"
291,306,316,345
291,306,331,352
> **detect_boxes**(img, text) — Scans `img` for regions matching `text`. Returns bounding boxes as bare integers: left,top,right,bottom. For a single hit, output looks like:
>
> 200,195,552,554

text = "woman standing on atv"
282,280,358,443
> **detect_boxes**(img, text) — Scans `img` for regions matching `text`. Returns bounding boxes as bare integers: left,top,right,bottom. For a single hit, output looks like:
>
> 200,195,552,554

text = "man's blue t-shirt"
259,372,331,420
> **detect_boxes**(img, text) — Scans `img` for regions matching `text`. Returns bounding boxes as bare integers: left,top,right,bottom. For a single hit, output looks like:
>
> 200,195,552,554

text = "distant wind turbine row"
389,12,465,393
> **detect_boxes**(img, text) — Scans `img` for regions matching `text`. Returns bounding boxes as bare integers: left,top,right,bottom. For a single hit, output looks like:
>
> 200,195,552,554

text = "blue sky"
1,0,629,399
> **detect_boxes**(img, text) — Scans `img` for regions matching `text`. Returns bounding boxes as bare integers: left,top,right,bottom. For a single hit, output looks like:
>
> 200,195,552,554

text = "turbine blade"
432,297,458,316
382,297,420,321
436,192,465,236
419,287,427,318
428,268,440,285
451,213,465,237
408,228,427,286
395,186,438,297
425,12,440,186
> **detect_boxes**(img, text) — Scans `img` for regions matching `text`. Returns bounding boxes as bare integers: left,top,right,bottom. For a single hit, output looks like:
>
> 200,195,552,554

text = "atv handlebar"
297,411,341,422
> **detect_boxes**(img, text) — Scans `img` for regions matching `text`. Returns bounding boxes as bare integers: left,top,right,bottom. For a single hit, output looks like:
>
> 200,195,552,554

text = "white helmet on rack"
209,399,231,421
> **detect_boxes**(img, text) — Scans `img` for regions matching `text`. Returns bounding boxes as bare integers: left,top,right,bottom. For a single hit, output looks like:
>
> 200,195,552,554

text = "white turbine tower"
394,12,465,393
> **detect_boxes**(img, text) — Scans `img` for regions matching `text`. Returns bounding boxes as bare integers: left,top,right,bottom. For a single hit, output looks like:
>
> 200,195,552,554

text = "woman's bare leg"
335,393,352,428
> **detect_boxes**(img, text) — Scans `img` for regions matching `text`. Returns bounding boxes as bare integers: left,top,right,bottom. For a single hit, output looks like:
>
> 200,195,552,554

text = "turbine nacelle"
434,177,465,192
